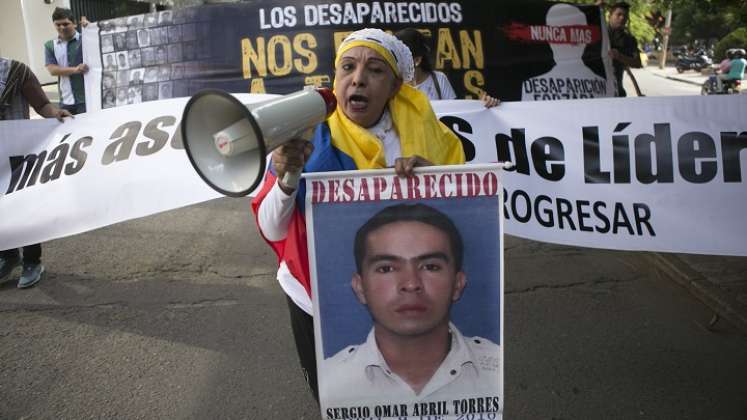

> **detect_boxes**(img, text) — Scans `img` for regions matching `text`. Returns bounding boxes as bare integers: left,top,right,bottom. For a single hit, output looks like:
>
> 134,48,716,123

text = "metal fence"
69,0,156,23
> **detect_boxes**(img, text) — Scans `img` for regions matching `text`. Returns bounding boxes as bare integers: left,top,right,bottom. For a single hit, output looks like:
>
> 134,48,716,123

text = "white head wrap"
335,28,415,83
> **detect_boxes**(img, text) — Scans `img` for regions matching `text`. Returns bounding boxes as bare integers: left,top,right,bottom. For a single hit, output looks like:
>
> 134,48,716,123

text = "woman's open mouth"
348,94,369,112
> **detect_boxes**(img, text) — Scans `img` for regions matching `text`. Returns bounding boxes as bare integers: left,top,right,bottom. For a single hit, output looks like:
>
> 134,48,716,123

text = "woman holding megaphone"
251,28,466,401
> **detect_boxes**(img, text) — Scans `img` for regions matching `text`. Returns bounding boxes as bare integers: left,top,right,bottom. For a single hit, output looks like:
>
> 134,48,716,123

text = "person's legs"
286,296,319,402
716,74,729,92
0,249,21,281
18,244,44,289
22,244,41,264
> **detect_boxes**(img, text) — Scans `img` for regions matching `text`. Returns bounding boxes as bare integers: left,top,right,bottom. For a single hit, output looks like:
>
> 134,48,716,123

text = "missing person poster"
494,1,615,100
82,1,613,110
305,164,505,420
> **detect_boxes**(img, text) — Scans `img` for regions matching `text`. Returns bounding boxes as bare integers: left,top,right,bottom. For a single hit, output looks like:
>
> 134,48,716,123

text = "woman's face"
335,46,401,128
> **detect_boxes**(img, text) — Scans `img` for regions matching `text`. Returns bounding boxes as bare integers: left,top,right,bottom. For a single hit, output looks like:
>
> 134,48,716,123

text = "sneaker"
0,255,21,282
18,262,44,289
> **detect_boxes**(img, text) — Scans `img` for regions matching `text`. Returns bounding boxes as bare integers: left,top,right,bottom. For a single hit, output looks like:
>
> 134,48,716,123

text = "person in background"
603,1,642,97
718,49,735,74
44,7,87,114
716,48,746,92
0,56,71,288
395,28,499,107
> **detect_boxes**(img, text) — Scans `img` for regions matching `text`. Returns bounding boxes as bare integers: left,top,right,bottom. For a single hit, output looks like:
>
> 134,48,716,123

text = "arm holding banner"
20,67,71,121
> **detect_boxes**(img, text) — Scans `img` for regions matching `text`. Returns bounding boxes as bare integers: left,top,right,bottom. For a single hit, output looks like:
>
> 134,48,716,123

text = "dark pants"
286,296,319,402
61,103,86,115
1,244,41,264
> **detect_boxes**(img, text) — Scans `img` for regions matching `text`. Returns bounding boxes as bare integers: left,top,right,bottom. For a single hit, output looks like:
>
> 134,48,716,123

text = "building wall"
0,0,70,85
0,1,29,69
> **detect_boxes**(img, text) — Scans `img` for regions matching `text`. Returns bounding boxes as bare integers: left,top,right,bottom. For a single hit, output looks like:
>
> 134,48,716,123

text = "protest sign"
306,164,505,420
82,0,614,111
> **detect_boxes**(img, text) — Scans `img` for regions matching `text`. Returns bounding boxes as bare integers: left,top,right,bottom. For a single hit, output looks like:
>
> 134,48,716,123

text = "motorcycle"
676,50,713,73
701,71,742,95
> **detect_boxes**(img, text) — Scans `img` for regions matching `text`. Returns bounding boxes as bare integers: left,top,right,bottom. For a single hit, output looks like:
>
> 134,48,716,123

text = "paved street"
2,68,746,419
624,64,703,96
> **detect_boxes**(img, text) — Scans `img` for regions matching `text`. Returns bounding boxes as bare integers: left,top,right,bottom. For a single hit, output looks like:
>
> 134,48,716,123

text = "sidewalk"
646,62,710,87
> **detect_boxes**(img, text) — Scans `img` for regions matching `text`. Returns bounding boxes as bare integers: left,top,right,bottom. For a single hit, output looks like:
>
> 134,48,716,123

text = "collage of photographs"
98,8,211,108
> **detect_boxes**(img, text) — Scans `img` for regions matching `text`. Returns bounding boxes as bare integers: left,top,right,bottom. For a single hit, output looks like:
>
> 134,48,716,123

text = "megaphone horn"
181,87,337,197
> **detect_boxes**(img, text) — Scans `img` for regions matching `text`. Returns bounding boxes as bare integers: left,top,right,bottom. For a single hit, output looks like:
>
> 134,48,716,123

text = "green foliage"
713,28,747,61
627,9,656,45
653,0,746,45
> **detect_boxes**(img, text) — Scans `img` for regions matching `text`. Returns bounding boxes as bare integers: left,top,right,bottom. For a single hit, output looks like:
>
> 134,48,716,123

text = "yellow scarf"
327,84,465,169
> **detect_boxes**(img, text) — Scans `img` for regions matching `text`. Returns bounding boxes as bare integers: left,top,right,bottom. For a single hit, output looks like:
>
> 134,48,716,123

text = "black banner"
94,1,610,108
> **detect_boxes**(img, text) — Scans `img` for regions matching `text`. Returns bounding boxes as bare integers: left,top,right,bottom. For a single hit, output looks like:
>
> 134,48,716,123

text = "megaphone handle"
281,170,301,190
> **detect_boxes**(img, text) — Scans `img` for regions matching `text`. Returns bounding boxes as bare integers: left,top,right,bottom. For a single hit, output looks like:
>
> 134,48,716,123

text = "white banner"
1,94,746,256
1,94,269,250
435,95,747,256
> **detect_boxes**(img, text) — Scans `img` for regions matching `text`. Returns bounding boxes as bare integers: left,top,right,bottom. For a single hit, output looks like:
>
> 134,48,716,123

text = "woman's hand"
272,139,314,194
479,91,500,108
394,155,434,178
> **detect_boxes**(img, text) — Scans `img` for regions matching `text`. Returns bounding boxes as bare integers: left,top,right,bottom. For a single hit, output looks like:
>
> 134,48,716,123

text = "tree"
652,0,747,46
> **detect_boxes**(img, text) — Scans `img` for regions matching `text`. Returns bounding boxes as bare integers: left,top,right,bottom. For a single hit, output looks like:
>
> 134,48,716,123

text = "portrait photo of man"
317,201,503,408
167,43,182,63
129,68,144,85
102,89,116,108
158,27,170,45
148,27,162,46
168,25,182,43
103,53,117,71
128,50,142,68
158,64,171,82
155,46,167,65
127,86,142,104
115,86,128,106
144,66,159,83
137,29,150,48
126,30,139,50
172,8,186,25
158,81,172,99
102,72,116,90
116,69,129,87
142,83,158,101
127,15,143,31
101,34,114,53
170,63,184,80
143,13,157,28
99,20,115,35
113,32,127,51
141,47,155,67
112,17,127,32
116,52,129,70
158,10,173,26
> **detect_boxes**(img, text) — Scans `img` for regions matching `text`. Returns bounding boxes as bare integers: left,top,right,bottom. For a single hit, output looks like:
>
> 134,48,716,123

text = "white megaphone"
181,87,337,197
